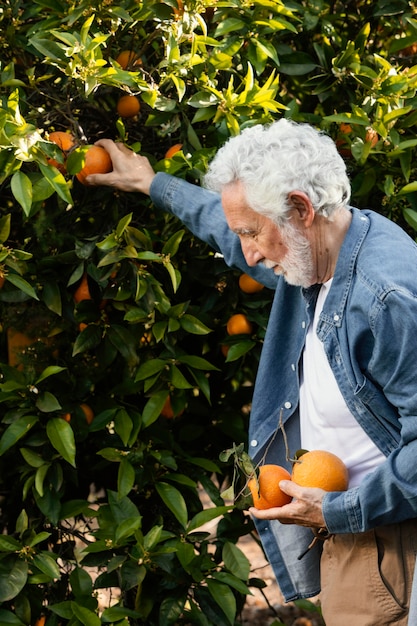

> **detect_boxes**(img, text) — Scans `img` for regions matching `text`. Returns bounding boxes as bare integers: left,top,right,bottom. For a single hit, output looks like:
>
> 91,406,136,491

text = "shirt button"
334,314,340,321
301,321,306,328
250,439,258,447
284,401,292,409
291,363,296,371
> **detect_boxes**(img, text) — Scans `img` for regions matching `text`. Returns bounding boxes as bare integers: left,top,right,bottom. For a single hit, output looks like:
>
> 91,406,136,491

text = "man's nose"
241,239,263,266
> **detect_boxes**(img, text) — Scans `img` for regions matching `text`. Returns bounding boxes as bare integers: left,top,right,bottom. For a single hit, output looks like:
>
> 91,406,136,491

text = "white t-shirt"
299,279,385,488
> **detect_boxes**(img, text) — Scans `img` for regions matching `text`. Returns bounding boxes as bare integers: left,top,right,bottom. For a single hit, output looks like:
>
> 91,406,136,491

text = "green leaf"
225,340,256,362
155,482,188,528
0,214,11,244
118,458,136,498
0,609,26,625
71,601,101,626
206,579,236,625
114,408,133,446
179,355,219,371
38,163,73,204
159,595,186,625
0,415,38,456
101,606,142,622
179,314,212,335
0,535,21,551
20,447,44,468
115,516,142,543
0,556,28,602
35,365,67,384
36,391,62,412
222,542,250,580
5,273,39,300
11,171,32,215
187,506,231,532
32,552,61,580
46,418,76,467
141,392,168,428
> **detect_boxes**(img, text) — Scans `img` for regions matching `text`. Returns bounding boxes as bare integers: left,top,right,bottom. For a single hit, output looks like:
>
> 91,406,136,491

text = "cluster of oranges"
114,50,142,119
248,450,349,510
47,131,112,185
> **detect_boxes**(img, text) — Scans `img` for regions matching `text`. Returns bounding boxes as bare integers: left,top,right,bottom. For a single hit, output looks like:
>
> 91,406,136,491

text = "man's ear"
287,191,315,227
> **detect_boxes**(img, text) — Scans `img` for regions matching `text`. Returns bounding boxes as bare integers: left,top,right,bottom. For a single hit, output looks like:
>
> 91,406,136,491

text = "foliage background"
0,0,416,624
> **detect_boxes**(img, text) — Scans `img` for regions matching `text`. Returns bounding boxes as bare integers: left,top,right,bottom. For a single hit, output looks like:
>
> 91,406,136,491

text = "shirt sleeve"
149,172,278,289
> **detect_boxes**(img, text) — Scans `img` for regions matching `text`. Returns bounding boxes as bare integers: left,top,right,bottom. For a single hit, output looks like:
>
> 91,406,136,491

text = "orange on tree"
339,122,352,135
73,273,92,303
365,127,379,147
117,94,141,118
238,273,264,294
291,450,349,492
248,464,292,509
80,403,94,425
160,396,183,419
115,49,142,69
47,130,76,172
226,313,253,335
34,617,46,626
165,143,183,159
75,145,113,185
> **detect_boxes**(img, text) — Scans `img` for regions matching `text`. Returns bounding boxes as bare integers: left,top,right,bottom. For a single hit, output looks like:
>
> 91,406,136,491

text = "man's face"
221,181,314,288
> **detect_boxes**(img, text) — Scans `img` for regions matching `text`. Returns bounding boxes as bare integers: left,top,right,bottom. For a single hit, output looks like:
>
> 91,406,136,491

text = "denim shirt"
150,172,417,601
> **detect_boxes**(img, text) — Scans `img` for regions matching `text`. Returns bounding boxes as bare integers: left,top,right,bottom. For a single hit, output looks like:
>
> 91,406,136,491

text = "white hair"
203,119,351,224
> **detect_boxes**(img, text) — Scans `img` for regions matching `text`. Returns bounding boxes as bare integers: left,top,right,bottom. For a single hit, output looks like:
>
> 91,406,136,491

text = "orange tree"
0,0,416,624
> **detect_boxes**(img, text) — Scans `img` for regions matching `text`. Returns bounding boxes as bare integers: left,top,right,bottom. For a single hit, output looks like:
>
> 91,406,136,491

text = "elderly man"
87,119,417,625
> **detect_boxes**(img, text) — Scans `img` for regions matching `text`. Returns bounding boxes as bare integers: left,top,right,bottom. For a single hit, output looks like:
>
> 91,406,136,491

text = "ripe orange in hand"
238,273,264,294
76,145,112,185
117,94,141,118
248,464,292,509
291,450,349,492
226,313,253,335
165,143,183,159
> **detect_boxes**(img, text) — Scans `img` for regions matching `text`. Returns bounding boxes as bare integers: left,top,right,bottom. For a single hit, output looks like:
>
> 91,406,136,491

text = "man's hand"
85,139,156,195
249,479,327,528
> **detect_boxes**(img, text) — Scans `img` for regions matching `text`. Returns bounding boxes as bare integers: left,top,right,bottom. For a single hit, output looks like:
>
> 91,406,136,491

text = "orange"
47,131,76,172
291,450,349,492
238,273,264,294
365,127,378,147
76,145,113,185
34,617,46,626
115,50,142,70
226,313,253,336
49,131,76,152
160,396,183,419
117,94,141,118
73,273,92,303
61,412,72,422
248,464,292,509
339,123,352,135
220,344,230,357
80,403,94,425
165,143,183,159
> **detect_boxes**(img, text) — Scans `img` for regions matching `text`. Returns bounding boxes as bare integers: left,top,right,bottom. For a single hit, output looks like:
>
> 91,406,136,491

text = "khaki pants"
320,519,417,626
